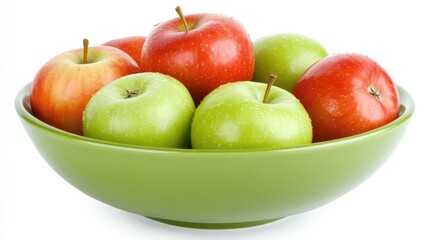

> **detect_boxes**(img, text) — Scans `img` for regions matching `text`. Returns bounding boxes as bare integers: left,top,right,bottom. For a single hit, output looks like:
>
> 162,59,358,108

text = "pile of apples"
30,7,400,149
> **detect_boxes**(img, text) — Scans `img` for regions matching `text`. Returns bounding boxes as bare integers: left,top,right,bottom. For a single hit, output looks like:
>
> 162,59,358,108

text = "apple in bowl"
252,33,328,92
140,7,255,105
293,53,400,142
102,36,146,69
83,72,195,148
30,39,141,135
191,75,312,149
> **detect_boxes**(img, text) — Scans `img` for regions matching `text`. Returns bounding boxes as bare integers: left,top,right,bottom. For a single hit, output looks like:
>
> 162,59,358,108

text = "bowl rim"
15,82,415,154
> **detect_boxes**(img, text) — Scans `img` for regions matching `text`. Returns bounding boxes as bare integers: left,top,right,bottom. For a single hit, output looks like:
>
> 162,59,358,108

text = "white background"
1,0,428,239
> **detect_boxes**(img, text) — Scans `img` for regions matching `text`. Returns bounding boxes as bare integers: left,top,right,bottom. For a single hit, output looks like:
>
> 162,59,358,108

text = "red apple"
140,6,254,104
293,53,400,142
102,36,146,69
30,39,141,135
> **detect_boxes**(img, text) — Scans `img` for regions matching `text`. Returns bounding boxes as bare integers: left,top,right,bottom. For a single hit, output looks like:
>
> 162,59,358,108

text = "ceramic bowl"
15,82,414,229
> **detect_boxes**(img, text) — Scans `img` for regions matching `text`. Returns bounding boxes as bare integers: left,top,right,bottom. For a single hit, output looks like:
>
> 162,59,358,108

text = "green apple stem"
175,6,189,32
125,89,138,99
83,38,89,64
263,74,277,104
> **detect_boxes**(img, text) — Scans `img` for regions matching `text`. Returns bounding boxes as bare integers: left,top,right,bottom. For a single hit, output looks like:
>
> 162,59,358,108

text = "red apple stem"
369,86,381,99
263,74,277,104
83,38,89,64
175,6,189,32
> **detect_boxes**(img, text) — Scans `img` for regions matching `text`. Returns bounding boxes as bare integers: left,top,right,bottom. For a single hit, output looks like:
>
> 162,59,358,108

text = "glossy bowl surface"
15,83,414,229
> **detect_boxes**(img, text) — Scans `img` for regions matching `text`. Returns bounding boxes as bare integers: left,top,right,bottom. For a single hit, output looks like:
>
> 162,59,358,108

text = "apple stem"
125,89,138,99
263,74,277,104
83,39,89,64
369,86,381,99
175,6,189,32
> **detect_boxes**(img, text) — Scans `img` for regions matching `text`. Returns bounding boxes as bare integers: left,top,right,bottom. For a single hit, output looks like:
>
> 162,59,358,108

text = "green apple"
83,72,195,148
252,33,328,92
191,75,312,149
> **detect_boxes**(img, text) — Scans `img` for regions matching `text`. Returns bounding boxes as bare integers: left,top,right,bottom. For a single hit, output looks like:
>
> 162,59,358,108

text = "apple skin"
140,13,255,105
191,81,312,149
83,72,196,148
252,33,328,92
293,53,400,142
30,46,141,135
102,36,146,69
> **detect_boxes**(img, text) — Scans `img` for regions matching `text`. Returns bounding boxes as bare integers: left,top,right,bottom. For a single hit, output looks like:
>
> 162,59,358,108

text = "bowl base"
147,216,283,229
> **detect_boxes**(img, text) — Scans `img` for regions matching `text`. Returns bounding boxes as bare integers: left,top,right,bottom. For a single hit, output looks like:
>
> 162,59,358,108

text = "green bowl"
15,82,414,229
